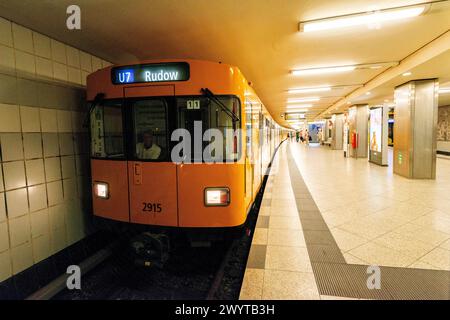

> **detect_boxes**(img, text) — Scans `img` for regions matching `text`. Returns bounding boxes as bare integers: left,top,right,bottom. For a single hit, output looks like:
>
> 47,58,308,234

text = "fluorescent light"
439,88,450,94
402,71,412,76
287,97,320,103
288,86,331,94
286,104,312,108
292,65,355,76
299,5,425,33
291,62,398,76
366,92,371,95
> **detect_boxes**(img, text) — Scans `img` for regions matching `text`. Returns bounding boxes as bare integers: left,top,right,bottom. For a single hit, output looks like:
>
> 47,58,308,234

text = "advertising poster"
369,108,382,152
308,123,323,143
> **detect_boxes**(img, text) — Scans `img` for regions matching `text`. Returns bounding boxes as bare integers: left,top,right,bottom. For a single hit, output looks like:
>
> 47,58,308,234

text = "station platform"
240,141,450,300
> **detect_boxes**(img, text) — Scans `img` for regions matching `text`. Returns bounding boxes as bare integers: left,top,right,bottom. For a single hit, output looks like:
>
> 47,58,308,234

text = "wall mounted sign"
285,113,305,120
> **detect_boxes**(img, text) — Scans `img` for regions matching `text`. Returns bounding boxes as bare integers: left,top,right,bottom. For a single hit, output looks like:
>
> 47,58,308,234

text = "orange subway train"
87,59,286,244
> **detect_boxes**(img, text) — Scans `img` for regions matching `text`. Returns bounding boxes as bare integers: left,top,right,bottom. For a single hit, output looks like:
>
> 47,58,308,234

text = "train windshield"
132,99,168,161
177,96,241,162
90,100,125,159
90,95,241,162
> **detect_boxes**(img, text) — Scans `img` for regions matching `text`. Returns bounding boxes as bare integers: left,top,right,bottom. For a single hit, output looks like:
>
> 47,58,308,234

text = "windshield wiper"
201,88,240,122
84,93,105,129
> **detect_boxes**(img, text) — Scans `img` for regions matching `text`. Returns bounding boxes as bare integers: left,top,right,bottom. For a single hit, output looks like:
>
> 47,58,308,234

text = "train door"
125,86,179,226
244,100,253,206
259,111,264,179
269,122,273,158
252,104,262,195
261,117,268,174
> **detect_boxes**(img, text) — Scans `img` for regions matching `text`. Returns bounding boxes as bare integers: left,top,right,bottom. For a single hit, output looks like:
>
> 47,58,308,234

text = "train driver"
136,130,162,160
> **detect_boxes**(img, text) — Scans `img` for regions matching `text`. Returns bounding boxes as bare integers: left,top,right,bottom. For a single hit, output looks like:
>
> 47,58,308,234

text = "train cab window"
90,101,125,159
132,99,168,161
208,96,241,162
177,96,241,162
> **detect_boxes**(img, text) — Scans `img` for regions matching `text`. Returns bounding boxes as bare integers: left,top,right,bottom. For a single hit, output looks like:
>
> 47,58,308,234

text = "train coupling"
130,232,170,269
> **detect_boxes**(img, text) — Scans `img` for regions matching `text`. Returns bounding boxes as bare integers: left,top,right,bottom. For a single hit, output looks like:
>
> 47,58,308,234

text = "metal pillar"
393,79,438,179
331,114,343,150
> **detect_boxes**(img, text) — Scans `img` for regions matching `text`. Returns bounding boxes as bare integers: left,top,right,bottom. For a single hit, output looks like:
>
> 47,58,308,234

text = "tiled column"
393,79,438,179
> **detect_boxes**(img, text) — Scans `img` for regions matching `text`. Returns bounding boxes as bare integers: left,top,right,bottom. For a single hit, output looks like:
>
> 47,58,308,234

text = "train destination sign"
112,62,190,84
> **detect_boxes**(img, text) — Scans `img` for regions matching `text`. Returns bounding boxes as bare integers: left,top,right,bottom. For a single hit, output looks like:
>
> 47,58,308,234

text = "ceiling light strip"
287,97,320,103
291,62,398,76
298,2,434,33
287,84,364,94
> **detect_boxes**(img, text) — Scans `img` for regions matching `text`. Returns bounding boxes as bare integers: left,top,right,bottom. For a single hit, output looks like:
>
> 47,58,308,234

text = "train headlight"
204,187,230,206
94,182,109,199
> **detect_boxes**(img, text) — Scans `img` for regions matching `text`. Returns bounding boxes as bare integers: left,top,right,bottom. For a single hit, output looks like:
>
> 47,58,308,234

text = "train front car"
87,59,261,247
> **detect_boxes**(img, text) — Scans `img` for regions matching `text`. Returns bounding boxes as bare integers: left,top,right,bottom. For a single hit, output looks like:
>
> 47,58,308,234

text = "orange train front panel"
87,59,243,101
91,159,130,222
128,162,178,226
177,163,246,228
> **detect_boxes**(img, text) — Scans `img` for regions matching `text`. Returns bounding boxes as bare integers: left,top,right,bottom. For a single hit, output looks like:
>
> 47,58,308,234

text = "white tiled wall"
0,16,112,283
0,17,111,85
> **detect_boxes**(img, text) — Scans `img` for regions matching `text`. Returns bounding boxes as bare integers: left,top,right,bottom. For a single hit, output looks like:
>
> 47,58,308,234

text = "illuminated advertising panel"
308,123,323,143
369,107,382,152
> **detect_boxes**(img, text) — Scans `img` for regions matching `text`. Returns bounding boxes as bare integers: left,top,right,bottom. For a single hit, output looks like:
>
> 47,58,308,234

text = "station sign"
285,113,305,120
111,62,190,84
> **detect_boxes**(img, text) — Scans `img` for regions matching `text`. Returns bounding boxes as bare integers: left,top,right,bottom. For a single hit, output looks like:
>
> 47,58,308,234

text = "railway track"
27,162,269,301
50,239,230,300
28,204,258,300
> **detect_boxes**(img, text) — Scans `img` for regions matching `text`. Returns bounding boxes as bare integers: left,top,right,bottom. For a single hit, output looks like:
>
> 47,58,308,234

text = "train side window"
90,101,125,159
132,99,168,161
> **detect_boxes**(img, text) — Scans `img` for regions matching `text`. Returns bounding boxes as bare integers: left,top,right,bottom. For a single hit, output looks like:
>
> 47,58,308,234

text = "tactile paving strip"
308,245,347,264
312,263,450,300
287,147,450,300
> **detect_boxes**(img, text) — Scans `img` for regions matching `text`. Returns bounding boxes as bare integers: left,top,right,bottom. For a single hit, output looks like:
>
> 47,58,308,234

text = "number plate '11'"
187,100,200,110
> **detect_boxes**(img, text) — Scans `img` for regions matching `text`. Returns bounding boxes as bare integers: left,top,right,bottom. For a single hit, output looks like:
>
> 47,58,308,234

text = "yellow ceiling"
350,49,450,108
1,0,449,126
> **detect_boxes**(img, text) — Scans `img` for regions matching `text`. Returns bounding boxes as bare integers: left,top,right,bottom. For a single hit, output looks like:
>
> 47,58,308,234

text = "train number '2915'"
142,202,162,213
